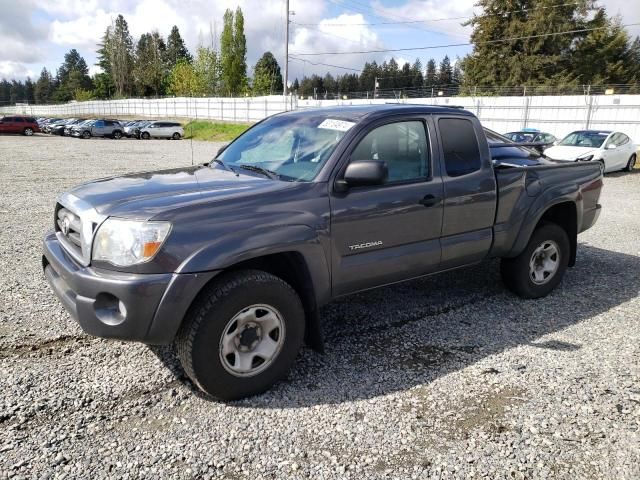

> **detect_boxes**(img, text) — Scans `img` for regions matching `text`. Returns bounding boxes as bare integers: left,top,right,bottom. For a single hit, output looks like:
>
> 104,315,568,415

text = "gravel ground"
0,134,638,479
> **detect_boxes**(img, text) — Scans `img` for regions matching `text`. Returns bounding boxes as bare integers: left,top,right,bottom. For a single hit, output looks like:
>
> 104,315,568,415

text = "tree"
24,78,35,103
220,7,248,96
167,60,199,95
359,61,379,93
166,26,192,68
0,79,11,105
102,15,134,97
134,31,167,96
193,46,220,96
35,68,55,103
292,78,300,92
252,51,283,95
53,49,92,101
438,55,453,90
570,12,633,85
410,59,424,89
425,59,437,87
461,1,639,90
629,36,640,82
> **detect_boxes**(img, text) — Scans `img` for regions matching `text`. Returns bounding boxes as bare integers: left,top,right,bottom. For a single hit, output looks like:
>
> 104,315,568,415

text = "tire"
176,270,305,400
82,130,91,139
23,127,34,136
141,132,150,140
112,130,122,140
172,132,181,140
625,154,636,172
500,223,570,299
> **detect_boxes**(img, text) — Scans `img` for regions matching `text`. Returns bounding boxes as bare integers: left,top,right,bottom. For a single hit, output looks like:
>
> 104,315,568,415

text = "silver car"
139,121,184,140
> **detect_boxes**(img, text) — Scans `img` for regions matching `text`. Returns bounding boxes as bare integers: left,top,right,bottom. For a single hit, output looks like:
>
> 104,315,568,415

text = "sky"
1,0,639,84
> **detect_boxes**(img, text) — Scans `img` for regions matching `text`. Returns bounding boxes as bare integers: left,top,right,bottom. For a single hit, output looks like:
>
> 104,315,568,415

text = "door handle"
419,194,440,207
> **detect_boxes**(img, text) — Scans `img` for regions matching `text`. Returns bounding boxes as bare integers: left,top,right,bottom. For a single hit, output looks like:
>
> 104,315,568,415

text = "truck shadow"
229,244,640,408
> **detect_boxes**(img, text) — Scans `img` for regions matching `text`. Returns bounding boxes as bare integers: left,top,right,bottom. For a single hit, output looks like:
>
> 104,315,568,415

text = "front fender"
176,224,332,305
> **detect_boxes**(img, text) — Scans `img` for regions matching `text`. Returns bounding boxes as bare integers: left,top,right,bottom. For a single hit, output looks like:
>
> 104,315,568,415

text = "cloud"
0,62,36,80
0,0,49,65
289,13,384,78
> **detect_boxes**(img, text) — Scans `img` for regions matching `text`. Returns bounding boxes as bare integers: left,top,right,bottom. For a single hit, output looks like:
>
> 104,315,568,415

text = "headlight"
577,154,594,162
92,218,171,266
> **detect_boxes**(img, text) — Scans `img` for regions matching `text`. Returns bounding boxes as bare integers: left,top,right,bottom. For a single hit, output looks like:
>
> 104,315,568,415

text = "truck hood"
65,165,286,217
544,145,598,161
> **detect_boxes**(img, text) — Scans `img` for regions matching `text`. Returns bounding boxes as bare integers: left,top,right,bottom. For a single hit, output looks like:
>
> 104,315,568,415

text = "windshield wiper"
238,164,279,180
210,158,237,173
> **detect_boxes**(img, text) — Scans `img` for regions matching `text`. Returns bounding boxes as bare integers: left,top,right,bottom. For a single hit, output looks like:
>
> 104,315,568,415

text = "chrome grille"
55,205,83,257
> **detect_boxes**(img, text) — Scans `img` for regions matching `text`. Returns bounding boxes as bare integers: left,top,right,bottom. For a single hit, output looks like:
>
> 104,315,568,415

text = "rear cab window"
439,118,481,177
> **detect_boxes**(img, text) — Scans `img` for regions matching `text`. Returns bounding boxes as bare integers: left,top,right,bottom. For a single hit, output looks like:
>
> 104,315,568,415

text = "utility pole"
284,0,290,98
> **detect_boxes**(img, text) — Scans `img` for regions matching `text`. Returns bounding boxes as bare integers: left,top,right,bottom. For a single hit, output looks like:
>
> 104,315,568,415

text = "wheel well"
537,202,577,267
224,252,324,352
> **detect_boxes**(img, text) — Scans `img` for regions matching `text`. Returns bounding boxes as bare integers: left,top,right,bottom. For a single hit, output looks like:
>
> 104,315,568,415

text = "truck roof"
287,104,474,121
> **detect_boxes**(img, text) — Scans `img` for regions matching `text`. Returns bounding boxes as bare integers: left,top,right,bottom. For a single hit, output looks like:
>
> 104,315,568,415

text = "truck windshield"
217,114,352,181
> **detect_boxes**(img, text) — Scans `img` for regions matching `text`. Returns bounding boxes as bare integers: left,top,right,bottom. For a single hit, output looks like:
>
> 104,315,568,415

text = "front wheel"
500,223,570,299
82,131,91,139
23,127,34,136
625,154,636,172
141,132,150,140
112,130,122,139
172,132,181,140
176,270,305,400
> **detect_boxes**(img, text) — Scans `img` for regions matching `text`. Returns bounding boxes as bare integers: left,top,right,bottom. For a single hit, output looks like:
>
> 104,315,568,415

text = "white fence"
3,94,640,141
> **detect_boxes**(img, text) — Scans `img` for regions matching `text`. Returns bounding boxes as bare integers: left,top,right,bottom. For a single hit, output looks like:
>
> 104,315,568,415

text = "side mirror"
335,160,388,192
607,143,617,150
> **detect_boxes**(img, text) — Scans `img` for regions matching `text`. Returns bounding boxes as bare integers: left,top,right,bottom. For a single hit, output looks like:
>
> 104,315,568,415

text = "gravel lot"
0,134,639,479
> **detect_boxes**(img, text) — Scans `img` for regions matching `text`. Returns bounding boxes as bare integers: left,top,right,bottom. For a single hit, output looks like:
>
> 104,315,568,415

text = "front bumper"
42,232,217,344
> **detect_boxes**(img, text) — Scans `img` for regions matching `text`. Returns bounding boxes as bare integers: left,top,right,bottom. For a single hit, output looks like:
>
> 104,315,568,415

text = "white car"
544,130,636,173
139,121,184,140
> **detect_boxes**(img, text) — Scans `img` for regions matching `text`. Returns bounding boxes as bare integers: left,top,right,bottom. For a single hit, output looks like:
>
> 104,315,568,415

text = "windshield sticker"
318,119,356,132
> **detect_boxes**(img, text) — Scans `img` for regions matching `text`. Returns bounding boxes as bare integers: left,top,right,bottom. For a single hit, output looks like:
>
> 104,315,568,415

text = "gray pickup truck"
43,105,602,399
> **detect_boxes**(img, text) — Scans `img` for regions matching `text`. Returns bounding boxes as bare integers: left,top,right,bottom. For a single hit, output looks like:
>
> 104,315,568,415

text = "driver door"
330,118,443,296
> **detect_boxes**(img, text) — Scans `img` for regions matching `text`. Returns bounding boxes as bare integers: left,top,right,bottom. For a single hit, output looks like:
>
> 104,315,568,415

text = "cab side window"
439,118,481,177
351,121,429,183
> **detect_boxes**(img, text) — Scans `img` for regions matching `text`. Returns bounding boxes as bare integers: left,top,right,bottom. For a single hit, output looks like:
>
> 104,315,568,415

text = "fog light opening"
94,293,127,326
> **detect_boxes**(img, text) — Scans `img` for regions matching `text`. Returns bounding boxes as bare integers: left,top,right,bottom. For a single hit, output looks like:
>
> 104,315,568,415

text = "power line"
288,56,361,72
291,22,640,56
301,2,581,26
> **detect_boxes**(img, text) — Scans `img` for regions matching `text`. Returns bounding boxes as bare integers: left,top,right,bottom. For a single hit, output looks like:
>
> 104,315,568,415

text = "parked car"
40,118,63,133
503,129,558,154
48,118,82,136
544,130,636,173
70,119,124,139
0,115,40,136
139,121,184,140
124,120,155,138
43,105,603,400
486,129,556,167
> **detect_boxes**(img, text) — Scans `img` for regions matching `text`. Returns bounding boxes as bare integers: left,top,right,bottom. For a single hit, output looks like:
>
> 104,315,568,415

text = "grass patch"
183,120,251,142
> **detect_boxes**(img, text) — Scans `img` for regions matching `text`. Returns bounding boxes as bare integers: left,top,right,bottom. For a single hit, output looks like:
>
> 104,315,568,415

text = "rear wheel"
172,132,181,140
23,127,34,136
625,154,636,172
500,223,570,299
82,130,91,139
176,270,305,400
141,132,150,140
112,130,122,140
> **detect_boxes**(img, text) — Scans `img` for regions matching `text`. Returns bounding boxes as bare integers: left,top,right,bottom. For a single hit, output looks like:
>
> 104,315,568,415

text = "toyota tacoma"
43,105,602,399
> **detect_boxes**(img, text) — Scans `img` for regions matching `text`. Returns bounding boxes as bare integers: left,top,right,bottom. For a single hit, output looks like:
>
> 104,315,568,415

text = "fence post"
522,95,530,128
585,85,594,130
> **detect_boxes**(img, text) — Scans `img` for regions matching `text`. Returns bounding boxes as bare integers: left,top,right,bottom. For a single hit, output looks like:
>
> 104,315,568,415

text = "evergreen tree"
399,62,412,89
24,78,35,104
322,72,337,97
359,61,379,93
438,56,453,90
629,36,640,82
292,78,299,92
104,15,133,97
166,26,192,68
252,51,283,95
53,49,92,101
410,59,424,89
35,68,55,103
0,79,11,104
425,59,437,87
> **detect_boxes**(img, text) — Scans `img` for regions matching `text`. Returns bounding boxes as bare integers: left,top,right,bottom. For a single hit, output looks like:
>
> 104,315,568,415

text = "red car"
0,116,40,136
